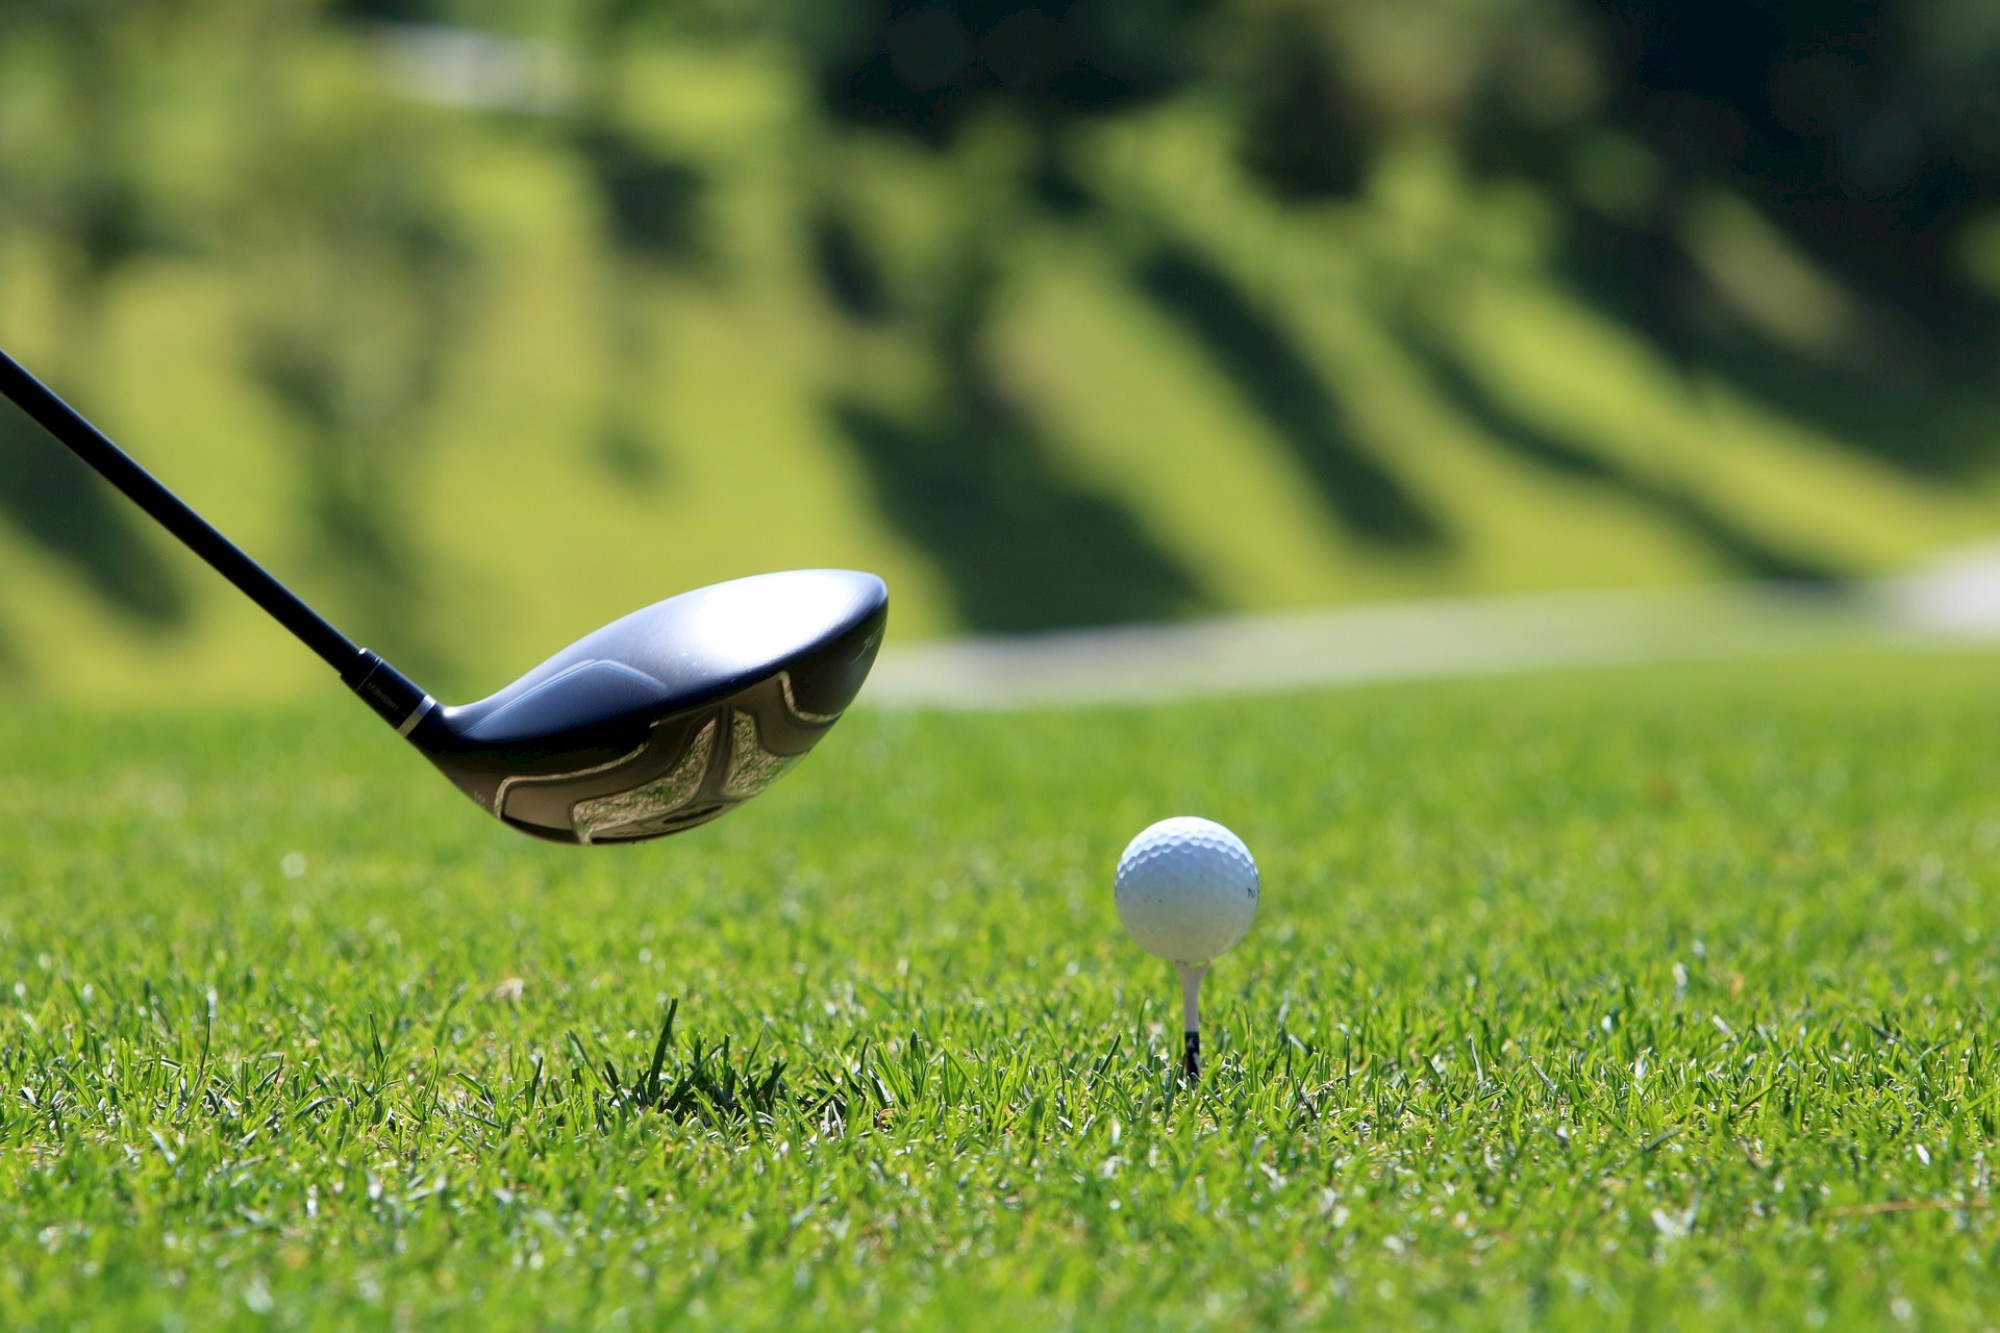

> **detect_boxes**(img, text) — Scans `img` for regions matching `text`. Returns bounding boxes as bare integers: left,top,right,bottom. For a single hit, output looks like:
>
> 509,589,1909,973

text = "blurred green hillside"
2,1,1998,703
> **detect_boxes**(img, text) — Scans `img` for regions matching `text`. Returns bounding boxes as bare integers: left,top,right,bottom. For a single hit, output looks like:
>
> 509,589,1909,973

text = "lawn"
5,38,1996,705
3,650,2000,1327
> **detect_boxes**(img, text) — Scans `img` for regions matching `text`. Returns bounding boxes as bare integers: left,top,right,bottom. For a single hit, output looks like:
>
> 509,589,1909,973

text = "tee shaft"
1176,963,1207,1081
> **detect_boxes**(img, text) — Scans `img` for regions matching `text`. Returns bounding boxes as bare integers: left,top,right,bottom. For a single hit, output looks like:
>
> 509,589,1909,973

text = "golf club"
0,349,887,845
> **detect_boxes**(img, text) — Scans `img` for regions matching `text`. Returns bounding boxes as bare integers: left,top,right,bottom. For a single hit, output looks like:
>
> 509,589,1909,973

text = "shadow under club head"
400,569,887,845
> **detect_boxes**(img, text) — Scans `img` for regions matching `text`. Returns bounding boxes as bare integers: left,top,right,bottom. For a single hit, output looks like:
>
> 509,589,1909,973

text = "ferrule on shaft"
344,650,434,735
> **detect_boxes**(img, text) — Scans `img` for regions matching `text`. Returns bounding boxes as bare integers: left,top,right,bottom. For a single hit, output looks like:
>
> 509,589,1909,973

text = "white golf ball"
1114,816,1259,966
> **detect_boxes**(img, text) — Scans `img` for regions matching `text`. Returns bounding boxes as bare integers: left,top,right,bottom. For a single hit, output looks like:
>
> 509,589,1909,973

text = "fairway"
5,651,2000,1327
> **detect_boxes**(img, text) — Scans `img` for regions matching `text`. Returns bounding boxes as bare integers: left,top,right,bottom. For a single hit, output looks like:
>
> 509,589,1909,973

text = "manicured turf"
4,651,2000,1327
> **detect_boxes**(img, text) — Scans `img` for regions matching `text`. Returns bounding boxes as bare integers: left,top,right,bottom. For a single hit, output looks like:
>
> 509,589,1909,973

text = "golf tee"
1176,963,1207,1081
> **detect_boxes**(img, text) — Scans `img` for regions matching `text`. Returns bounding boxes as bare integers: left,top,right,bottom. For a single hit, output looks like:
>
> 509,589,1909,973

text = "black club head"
395,569,886,844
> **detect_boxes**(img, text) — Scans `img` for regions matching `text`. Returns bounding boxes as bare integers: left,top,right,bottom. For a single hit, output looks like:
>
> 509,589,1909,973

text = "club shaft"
0,349,365,675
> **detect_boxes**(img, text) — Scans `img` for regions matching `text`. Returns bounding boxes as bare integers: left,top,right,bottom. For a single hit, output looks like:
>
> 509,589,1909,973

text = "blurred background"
3,0,2000,702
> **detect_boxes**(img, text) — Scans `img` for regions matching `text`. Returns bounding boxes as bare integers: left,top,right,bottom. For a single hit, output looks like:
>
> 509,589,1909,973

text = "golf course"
5,653,2000,1326
8,0,2000,1327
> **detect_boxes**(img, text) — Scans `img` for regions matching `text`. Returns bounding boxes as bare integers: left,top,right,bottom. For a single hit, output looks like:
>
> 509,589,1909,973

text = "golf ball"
1114,816,1259,966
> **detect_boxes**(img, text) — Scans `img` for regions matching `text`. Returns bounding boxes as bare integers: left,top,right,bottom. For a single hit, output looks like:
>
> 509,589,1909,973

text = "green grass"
4,40,1996,703
5,651,2000,1327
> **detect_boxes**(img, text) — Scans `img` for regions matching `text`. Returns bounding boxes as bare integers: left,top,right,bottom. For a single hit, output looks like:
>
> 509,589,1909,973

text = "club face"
404,570,886,844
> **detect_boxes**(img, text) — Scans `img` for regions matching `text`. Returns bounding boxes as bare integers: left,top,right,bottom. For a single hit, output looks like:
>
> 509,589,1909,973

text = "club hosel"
345,650,436,738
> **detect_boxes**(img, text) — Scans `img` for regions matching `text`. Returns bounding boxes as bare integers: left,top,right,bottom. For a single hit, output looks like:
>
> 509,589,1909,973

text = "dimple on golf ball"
1114,816,1259,966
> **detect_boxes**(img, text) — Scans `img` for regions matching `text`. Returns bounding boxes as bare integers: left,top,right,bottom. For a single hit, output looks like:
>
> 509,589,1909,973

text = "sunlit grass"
1,45,1993,705
3,651,2000,1325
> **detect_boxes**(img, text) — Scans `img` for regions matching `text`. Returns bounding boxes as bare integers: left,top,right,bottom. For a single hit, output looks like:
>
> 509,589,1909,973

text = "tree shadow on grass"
1131,241,1446,549
0,400,187,626
1551,213,2000,483
826,227,1209,633
830,384,1208,632
1680,329,2000,484
1394,324,1842,584
571,128,712,489
808,202,898,326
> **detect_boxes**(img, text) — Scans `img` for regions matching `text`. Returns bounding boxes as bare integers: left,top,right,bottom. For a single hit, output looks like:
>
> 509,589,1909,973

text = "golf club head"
393,570,886,845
